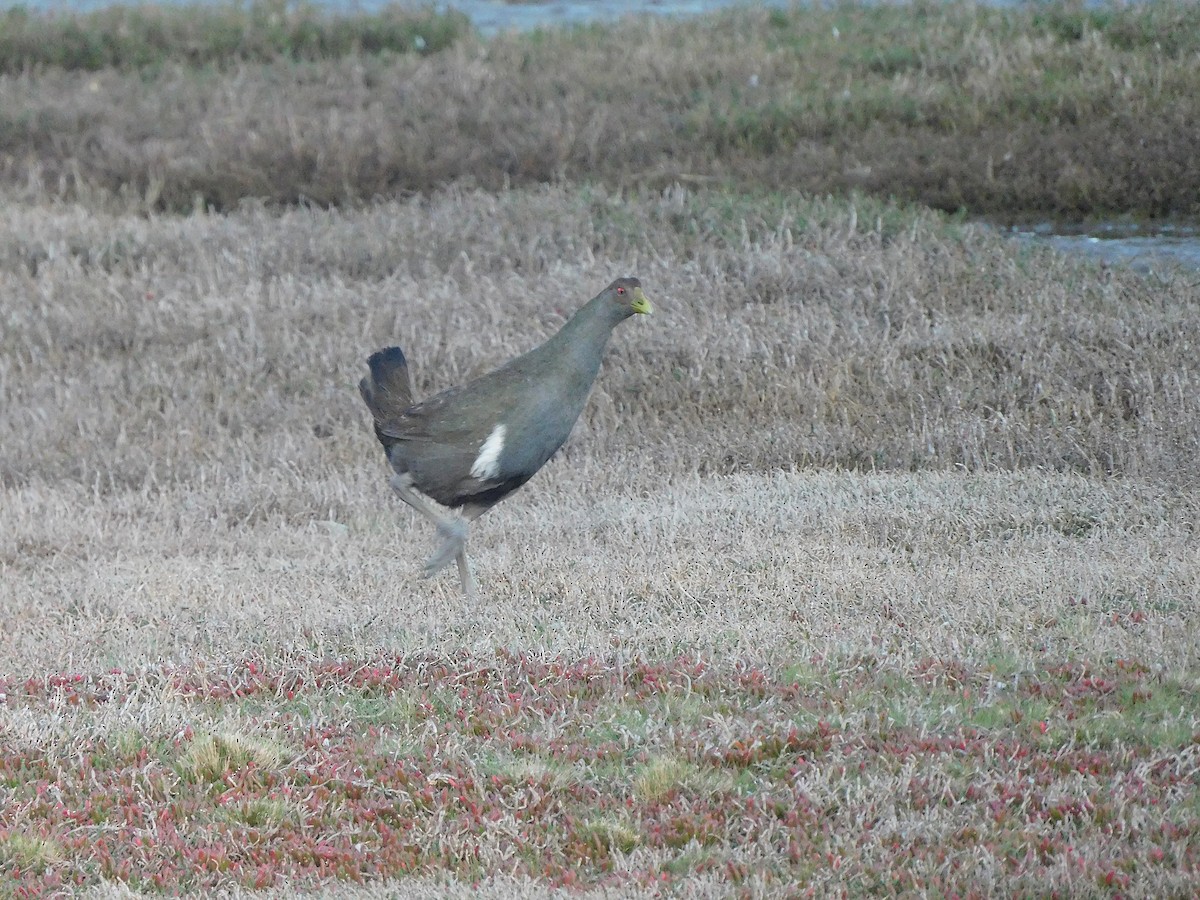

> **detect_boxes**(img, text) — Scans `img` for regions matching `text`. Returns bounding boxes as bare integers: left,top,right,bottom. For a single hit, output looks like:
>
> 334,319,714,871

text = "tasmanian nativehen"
359,277,652,601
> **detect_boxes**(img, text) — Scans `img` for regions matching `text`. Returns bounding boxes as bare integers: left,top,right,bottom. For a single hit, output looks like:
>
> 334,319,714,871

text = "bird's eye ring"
616,286,626,295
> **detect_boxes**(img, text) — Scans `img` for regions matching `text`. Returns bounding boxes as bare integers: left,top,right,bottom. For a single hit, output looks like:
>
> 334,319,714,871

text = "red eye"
616,286,626,295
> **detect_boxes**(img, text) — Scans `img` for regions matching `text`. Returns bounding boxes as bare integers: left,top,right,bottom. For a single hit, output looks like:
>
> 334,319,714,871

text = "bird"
359,276,652,602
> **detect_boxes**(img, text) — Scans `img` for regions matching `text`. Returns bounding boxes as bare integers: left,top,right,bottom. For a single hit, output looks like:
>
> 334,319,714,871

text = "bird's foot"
424,518,468,576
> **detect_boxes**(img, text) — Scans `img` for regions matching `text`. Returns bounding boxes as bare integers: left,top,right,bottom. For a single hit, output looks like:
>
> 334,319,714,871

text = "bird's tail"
359,346,414,423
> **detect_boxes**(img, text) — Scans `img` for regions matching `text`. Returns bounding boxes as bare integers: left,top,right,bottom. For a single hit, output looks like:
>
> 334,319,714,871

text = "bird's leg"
389,473,465,570
456,550,478,605
388,473,457,530
389,475,482,602
448,504,488,603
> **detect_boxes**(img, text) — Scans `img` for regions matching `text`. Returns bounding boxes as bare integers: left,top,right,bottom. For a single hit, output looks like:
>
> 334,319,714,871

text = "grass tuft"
575,815,642,856
177,730,288,785
632,755,695,803
217,796,292,829
0,831,63,873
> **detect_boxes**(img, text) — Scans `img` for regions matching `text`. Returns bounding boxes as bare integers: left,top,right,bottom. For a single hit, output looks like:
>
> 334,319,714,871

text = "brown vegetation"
1,1,1199,218
2,187,1196,495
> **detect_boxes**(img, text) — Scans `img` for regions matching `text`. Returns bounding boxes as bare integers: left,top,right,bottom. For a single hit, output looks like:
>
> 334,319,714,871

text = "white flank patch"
470,423,506,480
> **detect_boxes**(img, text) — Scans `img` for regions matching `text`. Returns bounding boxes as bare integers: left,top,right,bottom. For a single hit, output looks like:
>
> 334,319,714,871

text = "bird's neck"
540,295,622,378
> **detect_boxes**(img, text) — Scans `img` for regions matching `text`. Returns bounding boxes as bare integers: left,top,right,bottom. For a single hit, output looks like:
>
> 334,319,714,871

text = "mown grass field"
1,1,1198,896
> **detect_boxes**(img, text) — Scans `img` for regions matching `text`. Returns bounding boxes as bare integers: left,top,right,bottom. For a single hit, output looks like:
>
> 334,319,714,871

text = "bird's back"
361,277,646,511
374,345,593,509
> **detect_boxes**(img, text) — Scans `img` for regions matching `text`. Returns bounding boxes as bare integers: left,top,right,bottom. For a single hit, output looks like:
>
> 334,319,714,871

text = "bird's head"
606,277,653,316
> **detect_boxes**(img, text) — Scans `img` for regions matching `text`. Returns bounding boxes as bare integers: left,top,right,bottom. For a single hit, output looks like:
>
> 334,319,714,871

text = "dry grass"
1,179,1196,666
1,180,1198,892
4,185,1197,491
2,1,1200,218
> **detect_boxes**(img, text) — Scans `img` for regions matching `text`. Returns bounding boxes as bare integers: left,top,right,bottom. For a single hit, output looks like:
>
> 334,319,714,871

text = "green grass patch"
0,831,63,874
0,0,470,73
574,815,641,856
176,730,290,785
632,755,696,803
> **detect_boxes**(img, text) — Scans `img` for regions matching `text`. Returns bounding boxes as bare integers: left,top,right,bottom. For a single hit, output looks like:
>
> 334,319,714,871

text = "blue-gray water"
11,0,1034,33
1007,224,1200,275
20,0,788,29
